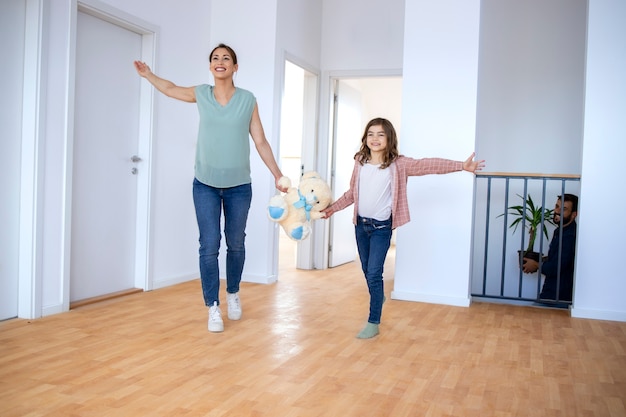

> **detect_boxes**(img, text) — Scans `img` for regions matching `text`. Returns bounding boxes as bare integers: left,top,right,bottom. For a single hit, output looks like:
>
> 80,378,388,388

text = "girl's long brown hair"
354,118,400,169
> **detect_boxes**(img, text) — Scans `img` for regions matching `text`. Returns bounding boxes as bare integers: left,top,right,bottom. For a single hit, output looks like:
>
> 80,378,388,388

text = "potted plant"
499,194,556,263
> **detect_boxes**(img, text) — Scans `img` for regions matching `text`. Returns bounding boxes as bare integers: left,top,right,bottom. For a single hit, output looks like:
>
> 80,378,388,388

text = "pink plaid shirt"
328,156,463,229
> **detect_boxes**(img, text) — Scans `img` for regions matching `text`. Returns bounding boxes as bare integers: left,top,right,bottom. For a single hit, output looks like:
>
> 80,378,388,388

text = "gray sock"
356,322,379,339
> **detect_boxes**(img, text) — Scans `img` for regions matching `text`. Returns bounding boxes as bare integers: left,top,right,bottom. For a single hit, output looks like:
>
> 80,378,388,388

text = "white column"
572,0,626,322
391,0,481,306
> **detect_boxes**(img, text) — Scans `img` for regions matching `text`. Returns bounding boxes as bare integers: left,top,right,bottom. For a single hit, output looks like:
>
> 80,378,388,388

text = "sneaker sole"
208,324,224,332
228,312,242,321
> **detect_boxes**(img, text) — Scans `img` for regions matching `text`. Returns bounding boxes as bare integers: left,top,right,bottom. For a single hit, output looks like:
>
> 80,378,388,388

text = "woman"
134,44,286,333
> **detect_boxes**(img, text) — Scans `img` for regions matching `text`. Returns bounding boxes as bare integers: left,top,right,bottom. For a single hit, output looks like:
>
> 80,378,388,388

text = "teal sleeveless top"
194,85,256,187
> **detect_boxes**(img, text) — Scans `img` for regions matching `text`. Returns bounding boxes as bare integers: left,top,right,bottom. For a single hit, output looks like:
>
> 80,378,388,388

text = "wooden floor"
1,240,626,417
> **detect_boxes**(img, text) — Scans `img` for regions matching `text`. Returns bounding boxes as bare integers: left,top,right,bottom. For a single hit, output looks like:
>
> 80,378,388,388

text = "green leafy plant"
499,194,556,254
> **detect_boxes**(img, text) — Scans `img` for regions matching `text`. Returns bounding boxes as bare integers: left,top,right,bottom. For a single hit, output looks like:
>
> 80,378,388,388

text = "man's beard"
554,213,572,225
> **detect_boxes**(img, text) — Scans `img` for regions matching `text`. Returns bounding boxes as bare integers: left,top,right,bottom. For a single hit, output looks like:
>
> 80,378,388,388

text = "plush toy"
268,171,332,241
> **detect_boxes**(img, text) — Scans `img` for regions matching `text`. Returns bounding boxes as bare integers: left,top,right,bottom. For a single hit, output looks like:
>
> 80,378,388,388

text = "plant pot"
518,250,541,268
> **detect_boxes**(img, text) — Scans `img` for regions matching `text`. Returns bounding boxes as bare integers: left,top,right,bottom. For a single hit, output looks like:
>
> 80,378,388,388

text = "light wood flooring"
1,239,625,417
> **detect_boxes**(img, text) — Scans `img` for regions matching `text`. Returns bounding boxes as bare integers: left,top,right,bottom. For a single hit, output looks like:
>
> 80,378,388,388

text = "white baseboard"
152,272,277,290
241,272,277,285
152,273,199,290
570,307,626,322
42,304,64,317
39,272,276,318
390,290,471,307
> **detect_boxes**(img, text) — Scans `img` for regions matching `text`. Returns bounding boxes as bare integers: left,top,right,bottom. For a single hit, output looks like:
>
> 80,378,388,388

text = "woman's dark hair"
354,118,399,169
210,43,238,65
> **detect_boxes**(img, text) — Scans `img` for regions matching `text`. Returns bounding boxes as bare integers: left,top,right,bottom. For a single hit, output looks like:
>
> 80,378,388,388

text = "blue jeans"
192,179,252,306
355,215,392,324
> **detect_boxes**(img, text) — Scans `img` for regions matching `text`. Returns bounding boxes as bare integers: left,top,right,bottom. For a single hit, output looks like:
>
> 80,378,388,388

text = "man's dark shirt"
539,220,577,301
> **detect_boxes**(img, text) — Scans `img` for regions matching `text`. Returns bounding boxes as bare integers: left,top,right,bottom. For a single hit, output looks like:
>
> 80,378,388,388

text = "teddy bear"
267,171,332,241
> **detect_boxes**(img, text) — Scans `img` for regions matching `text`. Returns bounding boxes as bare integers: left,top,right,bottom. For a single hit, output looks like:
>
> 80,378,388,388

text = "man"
522,194,578,303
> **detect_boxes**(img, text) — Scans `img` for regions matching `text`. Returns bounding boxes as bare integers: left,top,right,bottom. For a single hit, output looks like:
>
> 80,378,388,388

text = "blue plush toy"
267,171,332,241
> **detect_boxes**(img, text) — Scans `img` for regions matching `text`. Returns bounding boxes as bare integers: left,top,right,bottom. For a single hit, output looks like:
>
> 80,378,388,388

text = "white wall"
15,0,325,318
20,0,326,317
0,0,26,319
31,0,211,315
13,0,626,322
391,0,480,306
469,0,586,305
277,0,322,69
317,0,406,171
97,0,211,290
572,0,626,322
320,0,405,70
207,0,283,283
475,0,586,174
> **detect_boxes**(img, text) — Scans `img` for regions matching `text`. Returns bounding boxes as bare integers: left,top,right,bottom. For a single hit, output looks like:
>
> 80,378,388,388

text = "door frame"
319,69,403,270
275,51,320,269
18,0,46,319
61,0,158,310
274,52,320,272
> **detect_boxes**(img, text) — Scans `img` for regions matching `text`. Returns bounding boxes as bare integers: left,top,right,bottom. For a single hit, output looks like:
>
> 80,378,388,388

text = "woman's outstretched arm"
134,61,196,103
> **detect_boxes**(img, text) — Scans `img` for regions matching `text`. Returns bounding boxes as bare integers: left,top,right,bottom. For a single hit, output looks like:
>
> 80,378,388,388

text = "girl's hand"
462,152,485,173
321,207,334,219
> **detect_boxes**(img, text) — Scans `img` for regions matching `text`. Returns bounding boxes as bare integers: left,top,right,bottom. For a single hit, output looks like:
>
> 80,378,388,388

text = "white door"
328,80,361,267
70,11,142,302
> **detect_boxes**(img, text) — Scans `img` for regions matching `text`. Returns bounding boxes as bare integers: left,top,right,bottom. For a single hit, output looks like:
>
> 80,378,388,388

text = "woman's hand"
275,176,289,193
462,152,485,173
133,61,152,78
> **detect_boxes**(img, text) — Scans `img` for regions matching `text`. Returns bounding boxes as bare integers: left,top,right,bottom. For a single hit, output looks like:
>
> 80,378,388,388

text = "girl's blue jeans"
355,215,392,324
192,178,252,307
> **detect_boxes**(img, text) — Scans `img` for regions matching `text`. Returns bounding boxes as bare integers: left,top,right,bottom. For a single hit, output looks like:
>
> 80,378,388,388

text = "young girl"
322,118,485,339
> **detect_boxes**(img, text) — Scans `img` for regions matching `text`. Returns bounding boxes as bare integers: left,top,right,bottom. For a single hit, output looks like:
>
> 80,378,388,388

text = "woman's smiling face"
210,48,238,79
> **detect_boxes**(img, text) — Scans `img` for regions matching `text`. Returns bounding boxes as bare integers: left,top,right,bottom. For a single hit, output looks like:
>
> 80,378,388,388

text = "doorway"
327,76,403,268
69,3,156,305
278,59,319,270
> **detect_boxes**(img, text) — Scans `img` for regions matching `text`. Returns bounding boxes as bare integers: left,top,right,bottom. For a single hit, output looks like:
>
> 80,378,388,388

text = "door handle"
131,155,142,163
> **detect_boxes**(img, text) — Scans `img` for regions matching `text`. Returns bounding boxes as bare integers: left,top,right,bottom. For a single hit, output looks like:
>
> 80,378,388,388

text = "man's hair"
558,193,578,212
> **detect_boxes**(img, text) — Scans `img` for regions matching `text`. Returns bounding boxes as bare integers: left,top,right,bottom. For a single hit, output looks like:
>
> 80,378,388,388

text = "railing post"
500,178,510,297
481,177,492,295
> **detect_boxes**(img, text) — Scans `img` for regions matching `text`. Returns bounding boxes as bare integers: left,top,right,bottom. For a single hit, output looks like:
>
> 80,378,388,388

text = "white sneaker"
227,292,242,320
208,302,224,332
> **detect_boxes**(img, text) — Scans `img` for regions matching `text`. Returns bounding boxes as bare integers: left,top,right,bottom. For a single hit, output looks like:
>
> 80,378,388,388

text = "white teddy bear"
267,171,332,241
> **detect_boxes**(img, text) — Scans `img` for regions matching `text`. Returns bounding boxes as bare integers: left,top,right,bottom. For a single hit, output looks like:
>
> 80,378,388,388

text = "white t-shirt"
357,163,392,220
